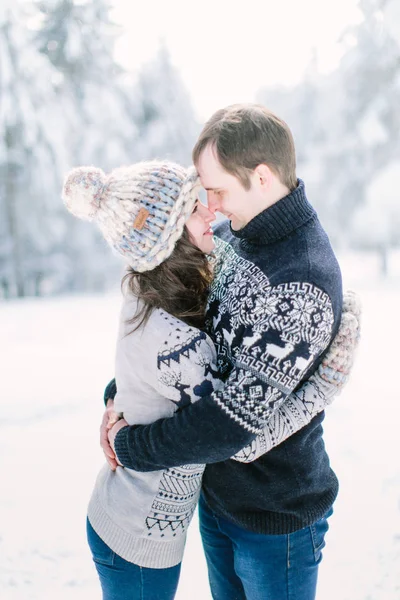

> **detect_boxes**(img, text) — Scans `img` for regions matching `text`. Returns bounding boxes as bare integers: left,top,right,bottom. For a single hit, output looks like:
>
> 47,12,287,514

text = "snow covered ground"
1,264,400,599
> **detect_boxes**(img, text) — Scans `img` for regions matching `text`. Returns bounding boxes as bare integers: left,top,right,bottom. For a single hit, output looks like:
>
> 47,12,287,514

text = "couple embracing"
63,103,360,600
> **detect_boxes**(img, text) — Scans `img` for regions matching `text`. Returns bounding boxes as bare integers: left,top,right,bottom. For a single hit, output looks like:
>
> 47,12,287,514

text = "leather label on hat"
133,207,149,230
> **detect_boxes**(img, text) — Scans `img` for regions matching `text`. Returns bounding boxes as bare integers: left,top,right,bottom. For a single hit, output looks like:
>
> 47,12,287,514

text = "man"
104,104,343,599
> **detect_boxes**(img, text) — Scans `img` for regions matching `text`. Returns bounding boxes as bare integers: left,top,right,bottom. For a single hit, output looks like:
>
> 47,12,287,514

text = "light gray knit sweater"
88,293,337,569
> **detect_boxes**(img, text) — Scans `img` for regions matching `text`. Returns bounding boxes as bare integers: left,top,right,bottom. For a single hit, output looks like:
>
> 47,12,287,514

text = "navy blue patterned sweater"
112,180,343,535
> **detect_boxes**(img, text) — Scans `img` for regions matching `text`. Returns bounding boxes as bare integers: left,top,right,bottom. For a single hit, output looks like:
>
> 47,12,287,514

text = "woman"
62,161,359,600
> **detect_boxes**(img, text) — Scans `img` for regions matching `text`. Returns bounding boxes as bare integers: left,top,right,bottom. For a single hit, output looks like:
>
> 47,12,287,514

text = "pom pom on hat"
62,166,106,222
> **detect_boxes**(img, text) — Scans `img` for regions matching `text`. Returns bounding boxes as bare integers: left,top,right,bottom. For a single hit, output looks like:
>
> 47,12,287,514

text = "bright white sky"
111,0,362,120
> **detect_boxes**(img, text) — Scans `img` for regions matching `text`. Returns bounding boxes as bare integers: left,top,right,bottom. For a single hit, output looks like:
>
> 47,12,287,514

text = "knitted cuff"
104,378,117,406
114,425,133,468
318,364,349,387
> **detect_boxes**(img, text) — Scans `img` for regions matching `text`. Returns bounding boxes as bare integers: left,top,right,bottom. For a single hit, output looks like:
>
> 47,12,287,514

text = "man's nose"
198,202,216,223
204,207,216,223
207,192,220,213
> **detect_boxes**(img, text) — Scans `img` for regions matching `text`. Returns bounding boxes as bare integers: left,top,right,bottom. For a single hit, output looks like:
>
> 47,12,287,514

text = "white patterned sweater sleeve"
231,371,336,462
206,238,336,436
155,312,343,465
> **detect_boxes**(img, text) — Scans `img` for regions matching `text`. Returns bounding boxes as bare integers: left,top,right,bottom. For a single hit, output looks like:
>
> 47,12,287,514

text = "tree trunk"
3,24,25,298
1,279,10,300
379,245,388,278
34,272,43,297
4,157,25,298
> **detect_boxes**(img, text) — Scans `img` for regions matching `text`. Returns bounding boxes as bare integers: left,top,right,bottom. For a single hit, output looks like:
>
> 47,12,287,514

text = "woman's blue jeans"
198,494,333,600
86,518,181,600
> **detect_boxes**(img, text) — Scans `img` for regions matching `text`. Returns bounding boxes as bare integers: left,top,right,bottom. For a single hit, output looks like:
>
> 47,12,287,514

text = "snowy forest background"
1,0,400,300
1,1,400,599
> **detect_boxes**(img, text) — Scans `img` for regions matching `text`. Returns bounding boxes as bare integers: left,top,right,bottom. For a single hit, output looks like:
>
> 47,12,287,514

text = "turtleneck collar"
231,179,316,246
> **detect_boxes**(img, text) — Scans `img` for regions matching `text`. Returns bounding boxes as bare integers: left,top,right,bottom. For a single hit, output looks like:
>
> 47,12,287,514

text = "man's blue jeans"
86,518,181,600
198,494,332,600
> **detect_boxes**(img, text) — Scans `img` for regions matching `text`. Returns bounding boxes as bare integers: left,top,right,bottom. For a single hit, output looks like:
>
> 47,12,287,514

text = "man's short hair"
193,104,297,191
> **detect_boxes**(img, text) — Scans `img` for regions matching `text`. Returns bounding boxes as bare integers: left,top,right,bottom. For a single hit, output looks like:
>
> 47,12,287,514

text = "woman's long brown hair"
122,228,213,333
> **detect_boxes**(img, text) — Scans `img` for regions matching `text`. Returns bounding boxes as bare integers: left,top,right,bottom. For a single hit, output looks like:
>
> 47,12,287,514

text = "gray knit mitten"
317,289,361,389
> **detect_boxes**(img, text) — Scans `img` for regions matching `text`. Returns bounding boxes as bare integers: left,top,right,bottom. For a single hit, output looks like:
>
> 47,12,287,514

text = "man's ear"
254,164,273,188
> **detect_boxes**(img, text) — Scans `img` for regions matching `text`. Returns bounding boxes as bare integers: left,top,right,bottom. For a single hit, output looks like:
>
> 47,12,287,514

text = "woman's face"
186,200,216,254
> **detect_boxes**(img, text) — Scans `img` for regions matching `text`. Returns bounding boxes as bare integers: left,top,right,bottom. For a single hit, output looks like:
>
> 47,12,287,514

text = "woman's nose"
199,203,216,223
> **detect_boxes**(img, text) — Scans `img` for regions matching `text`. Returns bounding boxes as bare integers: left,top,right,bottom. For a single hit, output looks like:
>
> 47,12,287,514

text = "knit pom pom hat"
62,161,201,272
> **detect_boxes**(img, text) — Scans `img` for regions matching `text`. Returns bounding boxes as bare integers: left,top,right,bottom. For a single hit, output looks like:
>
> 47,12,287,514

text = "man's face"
197,144,257,231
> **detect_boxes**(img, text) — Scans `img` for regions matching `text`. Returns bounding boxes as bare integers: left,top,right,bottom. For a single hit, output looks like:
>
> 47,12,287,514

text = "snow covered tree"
351,161,400,276
313,0,400,245
130,44,199,167
338,0,400,171
0,1,67,298
36,0,134,169
257,0,400,248
34,0,134,293
0,3,201,299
